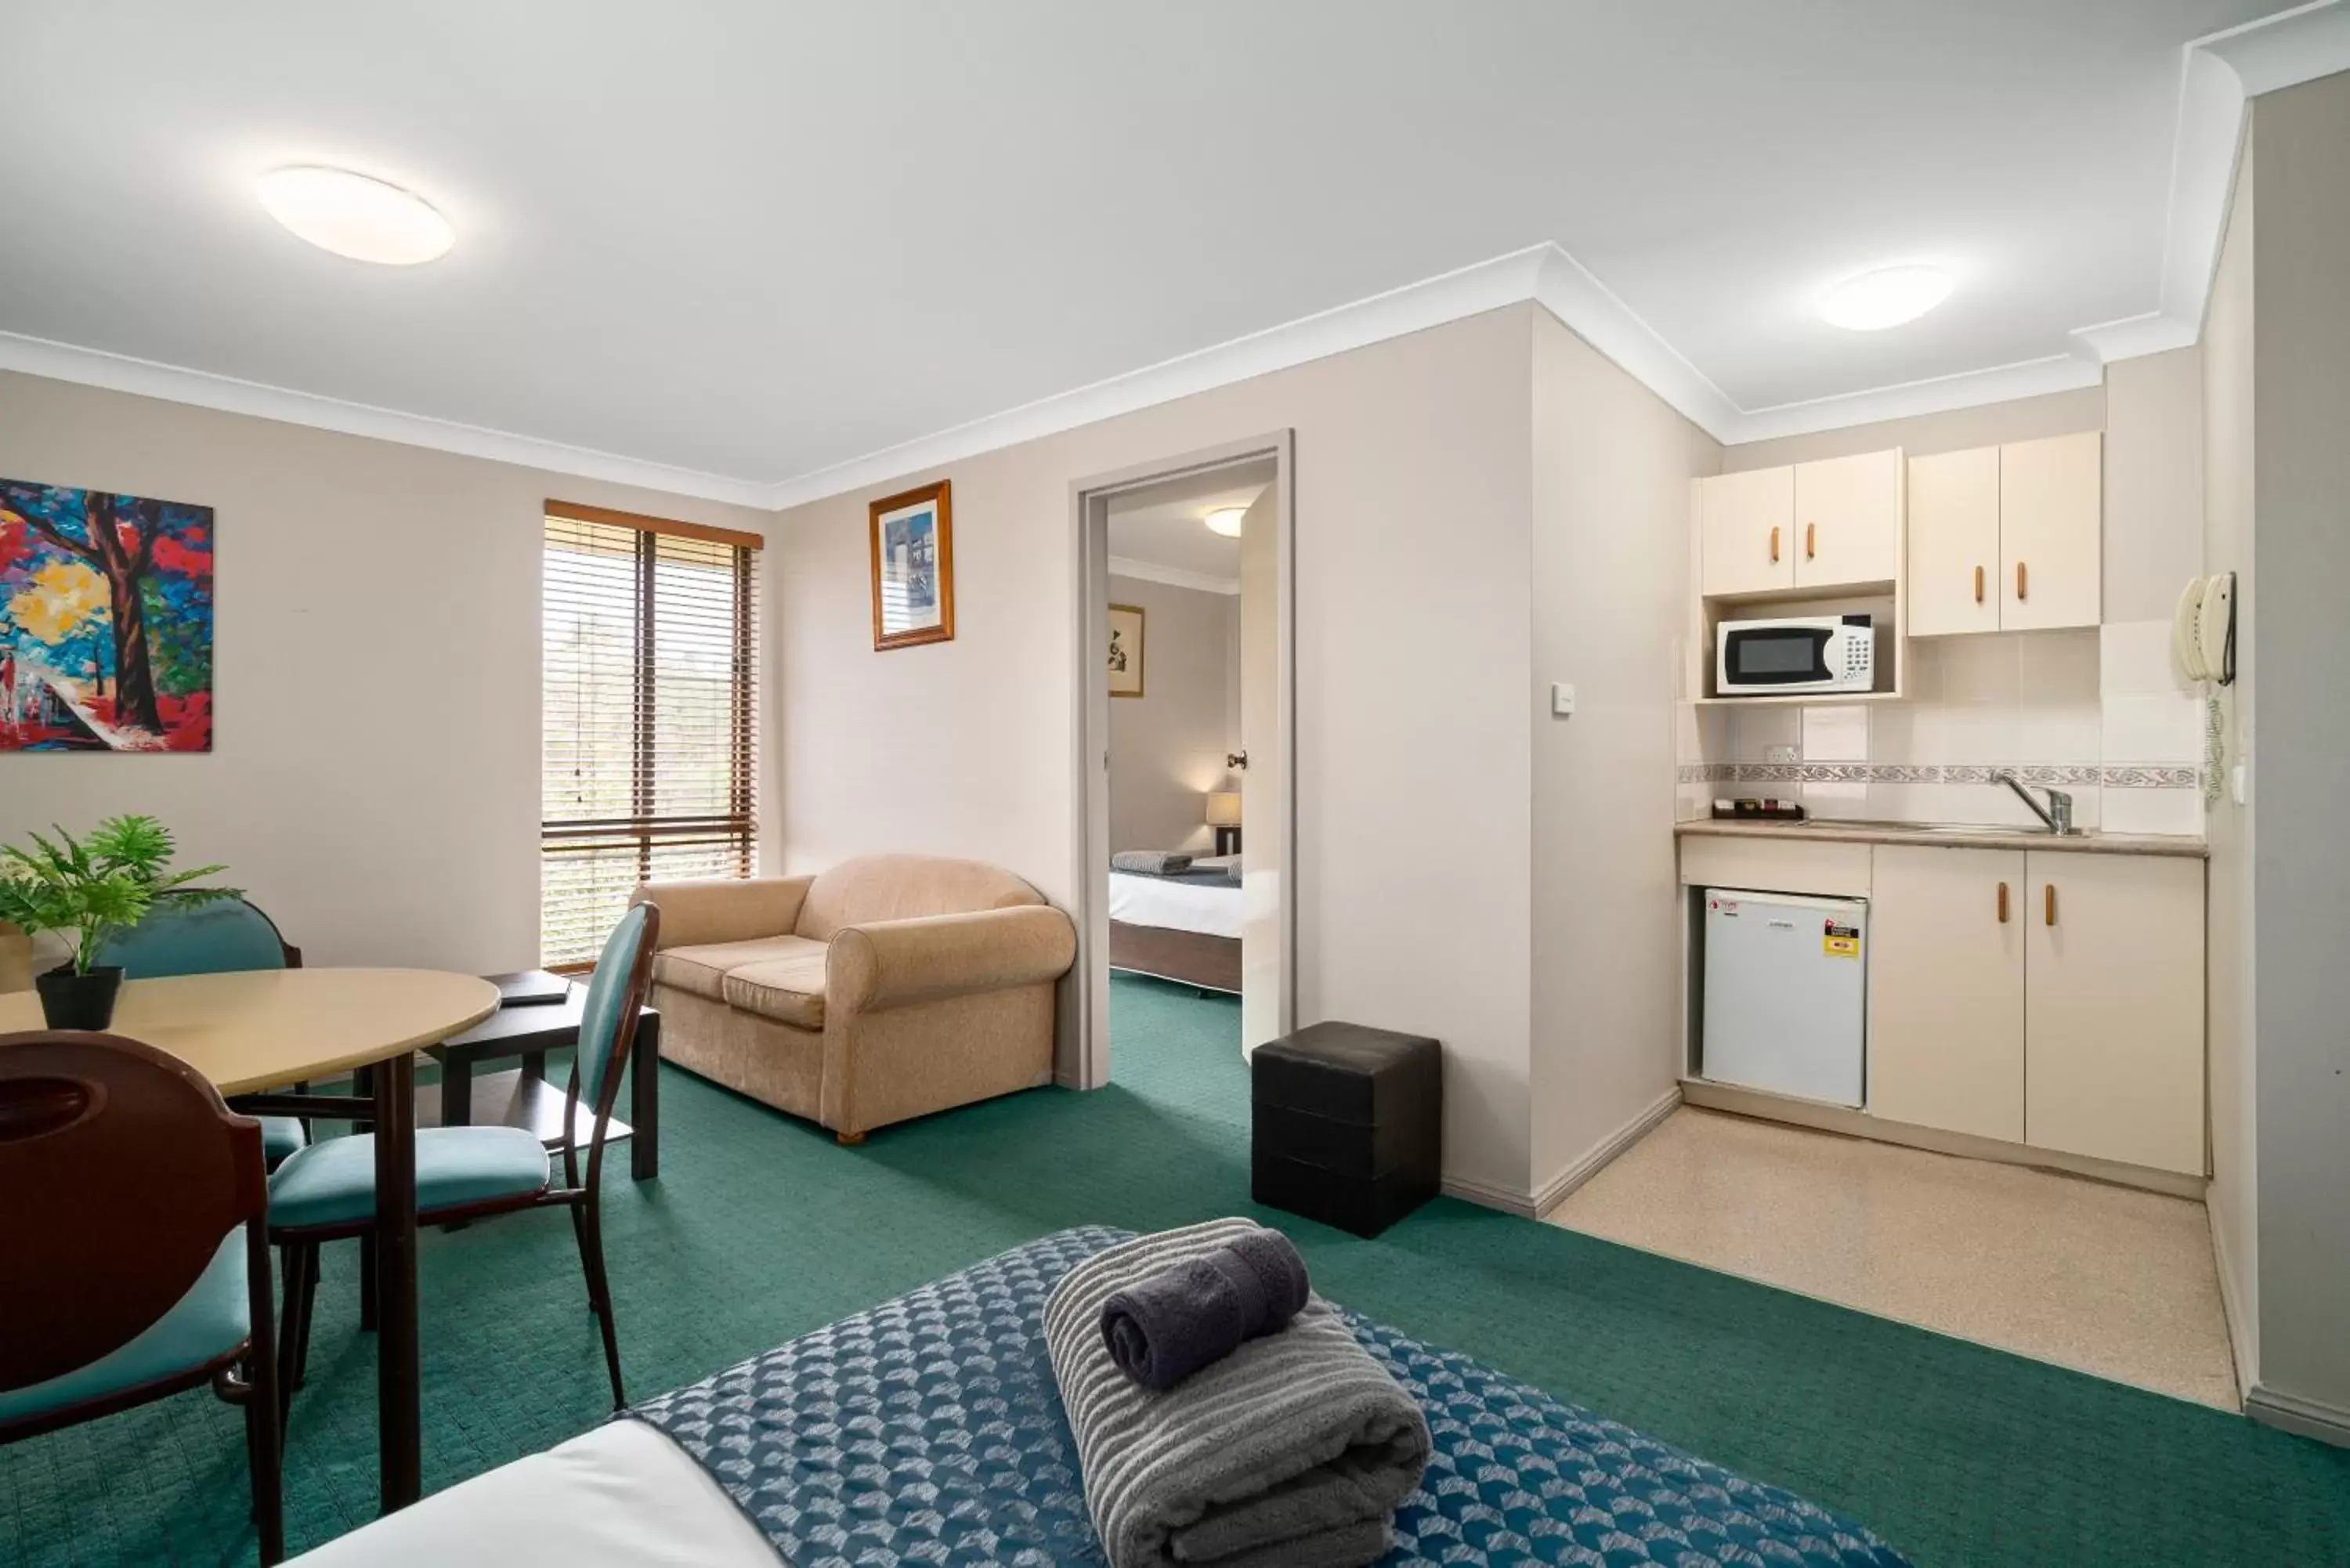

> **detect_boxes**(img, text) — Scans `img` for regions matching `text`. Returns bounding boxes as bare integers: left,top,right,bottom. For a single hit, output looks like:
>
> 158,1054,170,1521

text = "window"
540,501,760,969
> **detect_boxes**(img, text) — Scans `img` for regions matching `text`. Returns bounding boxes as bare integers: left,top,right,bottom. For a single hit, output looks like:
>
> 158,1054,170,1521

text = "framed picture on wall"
869,479,954,650
1108,602,1145,698
0,477,215,752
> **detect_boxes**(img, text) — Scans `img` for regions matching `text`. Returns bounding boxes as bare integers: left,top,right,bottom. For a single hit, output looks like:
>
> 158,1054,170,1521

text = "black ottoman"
1251,1021,1441,1237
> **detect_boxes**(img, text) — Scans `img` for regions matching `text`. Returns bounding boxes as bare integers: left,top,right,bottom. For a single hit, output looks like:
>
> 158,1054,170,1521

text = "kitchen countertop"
1676,818,2208,858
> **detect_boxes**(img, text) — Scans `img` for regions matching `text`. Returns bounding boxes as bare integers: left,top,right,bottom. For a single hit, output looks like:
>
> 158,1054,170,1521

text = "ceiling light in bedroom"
1817,264,1951,331
1203,507,1246,537
258,167,454,265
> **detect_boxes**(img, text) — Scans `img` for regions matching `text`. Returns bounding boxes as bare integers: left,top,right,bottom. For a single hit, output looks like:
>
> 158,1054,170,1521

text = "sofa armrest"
828,905,1076,1015
632,876,813,949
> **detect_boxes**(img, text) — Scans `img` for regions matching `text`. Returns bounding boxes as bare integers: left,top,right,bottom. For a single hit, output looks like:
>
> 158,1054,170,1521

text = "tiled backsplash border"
1676,762,2198,789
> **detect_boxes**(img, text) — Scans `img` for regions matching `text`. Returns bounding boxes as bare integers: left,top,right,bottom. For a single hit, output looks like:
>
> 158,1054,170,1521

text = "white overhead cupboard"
1697,450,1904,598
1905,432,2103,637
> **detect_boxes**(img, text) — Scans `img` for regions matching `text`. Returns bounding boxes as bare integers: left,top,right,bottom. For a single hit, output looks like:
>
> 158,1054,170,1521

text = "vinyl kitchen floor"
1548,1107,2240,1409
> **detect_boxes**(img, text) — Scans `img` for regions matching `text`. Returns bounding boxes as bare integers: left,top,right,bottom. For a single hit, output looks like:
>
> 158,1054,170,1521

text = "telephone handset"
2172,572,2236,686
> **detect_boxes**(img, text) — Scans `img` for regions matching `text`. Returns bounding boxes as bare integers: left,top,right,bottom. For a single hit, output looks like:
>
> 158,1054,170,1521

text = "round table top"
0,968,501,1095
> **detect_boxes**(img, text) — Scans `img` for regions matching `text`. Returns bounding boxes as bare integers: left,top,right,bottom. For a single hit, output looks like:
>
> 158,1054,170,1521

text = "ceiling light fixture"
257,166,454,265
1817,264,1951,331
1202,507,1246,537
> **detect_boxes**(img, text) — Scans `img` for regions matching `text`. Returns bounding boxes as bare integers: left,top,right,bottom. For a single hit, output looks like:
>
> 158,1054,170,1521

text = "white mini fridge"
1701,888,1867,1107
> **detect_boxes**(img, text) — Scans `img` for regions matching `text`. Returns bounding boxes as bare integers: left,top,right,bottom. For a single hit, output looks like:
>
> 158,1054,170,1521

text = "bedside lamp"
1205,790,1242,857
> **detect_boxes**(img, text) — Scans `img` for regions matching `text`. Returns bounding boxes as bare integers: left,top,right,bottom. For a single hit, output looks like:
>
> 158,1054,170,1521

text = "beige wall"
770,306,1540,1198
1528,313,1721,1194
2202,134,2258,1396
1106,572,1238,854
0,370,775,973
2247,70,2350,1435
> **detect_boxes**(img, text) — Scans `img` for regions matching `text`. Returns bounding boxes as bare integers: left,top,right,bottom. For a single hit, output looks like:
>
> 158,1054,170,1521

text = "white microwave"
1716,614,1875,695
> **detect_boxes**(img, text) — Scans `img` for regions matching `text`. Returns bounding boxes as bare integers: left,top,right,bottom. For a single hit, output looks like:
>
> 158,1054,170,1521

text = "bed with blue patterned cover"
631,1225,1912,1568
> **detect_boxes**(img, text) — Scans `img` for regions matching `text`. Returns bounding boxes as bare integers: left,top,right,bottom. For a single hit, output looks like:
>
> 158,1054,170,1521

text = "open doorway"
1068,434,1293,1089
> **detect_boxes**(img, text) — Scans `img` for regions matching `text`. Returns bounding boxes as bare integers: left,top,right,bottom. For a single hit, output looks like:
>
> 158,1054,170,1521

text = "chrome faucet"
1994,770,2074,835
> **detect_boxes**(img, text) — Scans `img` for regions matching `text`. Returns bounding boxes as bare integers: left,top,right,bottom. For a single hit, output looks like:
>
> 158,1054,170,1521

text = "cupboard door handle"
1770,526,1781,563
1998,882,2009,923
1806,522,1817,560
2044,883,2057,927
2016,561,2029,601
1974,565,1985,604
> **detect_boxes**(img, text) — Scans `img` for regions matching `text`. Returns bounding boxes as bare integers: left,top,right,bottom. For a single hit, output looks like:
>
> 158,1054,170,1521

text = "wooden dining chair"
99,897,311,1169
270,902,659,1413
0,1030,284,1565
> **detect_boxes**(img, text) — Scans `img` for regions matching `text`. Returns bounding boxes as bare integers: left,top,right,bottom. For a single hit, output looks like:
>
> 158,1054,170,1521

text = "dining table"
0,966,500,1513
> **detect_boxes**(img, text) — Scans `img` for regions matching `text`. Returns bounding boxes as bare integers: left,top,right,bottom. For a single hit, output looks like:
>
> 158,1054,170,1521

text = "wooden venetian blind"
541,501,761,969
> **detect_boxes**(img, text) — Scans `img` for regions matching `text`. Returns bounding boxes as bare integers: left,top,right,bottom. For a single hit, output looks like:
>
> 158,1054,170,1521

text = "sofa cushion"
796,854,1045,942
656,934,829,1004
723,950,830,1030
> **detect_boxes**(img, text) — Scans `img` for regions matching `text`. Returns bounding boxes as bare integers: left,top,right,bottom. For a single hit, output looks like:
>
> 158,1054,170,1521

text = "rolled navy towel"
1099,1224,1310,1391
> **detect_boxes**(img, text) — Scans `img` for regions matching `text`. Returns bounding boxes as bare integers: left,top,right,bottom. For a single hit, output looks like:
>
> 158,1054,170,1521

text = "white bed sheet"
1108,859,1243,939
287,1418,776,1567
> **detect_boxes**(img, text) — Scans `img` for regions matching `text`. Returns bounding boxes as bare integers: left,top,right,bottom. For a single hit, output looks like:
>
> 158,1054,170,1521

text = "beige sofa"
632,855,1076,1140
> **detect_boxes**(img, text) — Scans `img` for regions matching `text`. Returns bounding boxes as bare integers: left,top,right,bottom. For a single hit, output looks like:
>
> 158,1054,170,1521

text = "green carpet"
5,973,2345,1565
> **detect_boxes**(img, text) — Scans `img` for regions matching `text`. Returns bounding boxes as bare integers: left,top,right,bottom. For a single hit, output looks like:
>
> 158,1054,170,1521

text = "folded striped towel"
1043,1218,1431,1568
1111,850,1191,876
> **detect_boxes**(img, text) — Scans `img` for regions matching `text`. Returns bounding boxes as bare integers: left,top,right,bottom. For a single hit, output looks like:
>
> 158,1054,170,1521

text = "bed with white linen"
1106,854,1242,993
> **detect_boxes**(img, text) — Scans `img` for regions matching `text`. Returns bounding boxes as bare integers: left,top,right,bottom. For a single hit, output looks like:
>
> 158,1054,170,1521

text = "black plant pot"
35,964,125,1031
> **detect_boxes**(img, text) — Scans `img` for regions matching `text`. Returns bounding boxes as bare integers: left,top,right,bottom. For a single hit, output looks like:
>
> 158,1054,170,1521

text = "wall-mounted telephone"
2174,572,2237,807
2172,572,2236,687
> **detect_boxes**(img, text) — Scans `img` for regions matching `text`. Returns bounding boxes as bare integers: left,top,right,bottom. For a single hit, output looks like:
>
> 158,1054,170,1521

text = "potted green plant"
0,815,237,1030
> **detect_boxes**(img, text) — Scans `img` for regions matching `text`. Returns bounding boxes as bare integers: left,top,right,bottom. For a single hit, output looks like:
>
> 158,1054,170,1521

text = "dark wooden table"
417,984,661,1180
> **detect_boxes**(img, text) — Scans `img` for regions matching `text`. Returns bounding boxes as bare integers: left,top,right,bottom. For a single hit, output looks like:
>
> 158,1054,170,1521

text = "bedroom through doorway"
1071,438,1292,1089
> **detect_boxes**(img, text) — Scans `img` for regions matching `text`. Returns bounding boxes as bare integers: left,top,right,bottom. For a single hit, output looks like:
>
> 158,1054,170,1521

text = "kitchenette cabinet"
2023,852,2205,1175
1907,432,2102,637
1681,826,2207,1185
1865,844,2026,1142
1698,450,1903,598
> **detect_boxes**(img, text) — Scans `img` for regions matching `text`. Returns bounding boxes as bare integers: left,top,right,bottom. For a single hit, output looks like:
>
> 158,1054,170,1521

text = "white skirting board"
2246,1384,2350,1449
2207,1202,2258,1405
1438,1086,1683,1219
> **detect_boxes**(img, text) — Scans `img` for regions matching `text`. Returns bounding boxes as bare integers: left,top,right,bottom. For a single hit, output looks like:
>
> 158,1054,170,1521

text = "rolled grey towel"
1101,1225,1309,1390
1111,850,1191,875
1044,1218,1432,1568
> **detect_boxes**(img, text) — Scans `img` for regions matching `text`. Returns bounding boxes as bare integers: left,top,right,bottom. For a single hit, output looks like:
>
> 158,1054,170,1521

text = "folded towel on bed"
1101,1223,1309,1390
1112,849,1192,875
1044,1218,1431,1568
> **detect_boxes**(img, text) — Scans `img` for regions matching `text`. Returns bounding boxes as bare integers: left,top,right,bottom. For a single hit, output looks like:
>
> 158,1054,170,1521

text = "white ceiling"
0,1,2334,504
1107,470,1268,587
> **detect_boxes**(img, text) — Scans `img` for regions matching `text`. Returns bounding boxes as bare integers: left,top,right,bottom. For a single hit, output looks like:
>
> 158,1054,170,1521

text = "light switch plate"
1551,682,1575,717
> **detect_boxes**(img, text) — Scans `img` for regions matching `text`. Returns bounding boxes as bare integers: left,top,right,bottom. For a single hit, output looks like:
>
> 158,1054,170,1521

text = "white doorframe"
1063,432,1296,1090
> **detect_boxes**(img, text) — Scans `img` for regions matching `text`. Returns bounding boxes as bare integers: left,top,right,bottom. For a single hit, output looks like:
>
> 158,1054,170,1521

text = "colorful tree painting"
0,478,214,752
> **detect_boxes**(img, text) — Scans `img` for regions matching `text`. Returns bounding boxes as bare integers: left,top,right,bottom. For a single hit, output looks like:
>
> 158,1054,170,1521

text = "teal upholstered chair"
271,902,659,1411
0,1030,284,1565
98,898,309,1169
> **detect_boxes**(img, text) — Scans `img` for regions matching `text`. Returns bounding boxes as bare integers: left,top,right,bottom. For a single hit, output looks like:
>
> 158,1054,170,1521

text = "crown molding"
761,245,1553,509
0,329,774,509
1106,555,1240,596
11,2,2345,508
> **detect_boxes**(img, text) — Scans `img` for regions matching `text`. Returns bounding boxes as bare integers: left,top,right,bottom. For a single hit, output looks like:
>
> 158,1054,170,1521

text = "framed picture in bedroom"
1107,602,1145,698
0,477,215,752
869,479,954,650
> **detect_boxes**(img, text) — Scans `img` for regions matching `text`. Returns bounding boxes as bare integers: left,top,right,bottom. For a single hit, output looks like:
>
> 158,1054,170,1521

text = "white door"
1865,844,2025,1140
1905,447,2001,638
1238,482,1284,1054
1793,449,1901,588
2023,852,2205,1175
1698,468,1796,598
1998,432,2102,631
